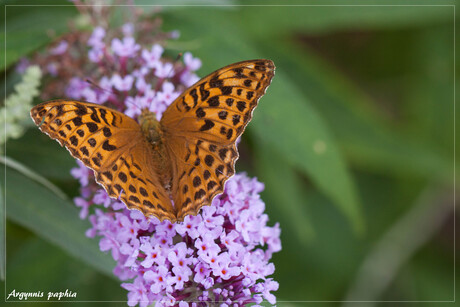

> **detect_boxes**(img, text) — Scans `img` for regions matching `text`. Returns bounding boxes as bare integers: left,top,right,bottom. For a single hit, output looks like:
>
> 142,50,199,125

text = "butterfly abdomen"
138,110,173,191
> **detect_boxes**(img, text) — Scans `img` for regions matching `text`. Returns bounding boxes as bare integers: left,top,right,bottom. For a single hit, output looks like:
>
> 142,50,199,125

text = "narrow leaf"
259,39,454,182
0,159,115,277
237,0,453,35
253,140,315,244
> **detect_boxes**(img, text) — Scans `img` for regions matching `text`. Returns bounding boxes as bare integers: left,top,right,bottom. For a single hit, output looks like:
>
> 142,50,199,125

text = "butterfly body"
139,109,162,145
31,59,275,222
138,110,173,188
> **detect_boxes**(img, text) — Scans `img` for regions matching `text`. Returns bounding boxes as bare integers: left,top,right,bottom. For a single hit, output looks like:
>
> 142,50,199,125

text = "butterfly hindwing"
167,139,238,220
99,142,176,222
162,60,275,219
30,100,176,222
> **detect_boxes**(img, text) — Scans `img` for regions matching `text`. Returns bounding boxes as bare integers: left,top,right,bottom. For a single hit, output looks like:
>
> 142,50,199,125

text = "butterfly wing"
161,60,275,221
30,100,176,222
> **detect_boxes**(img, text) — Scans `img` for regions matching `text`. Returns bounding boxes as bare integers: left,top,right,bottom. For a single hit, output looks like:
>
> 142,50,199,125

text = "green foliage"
254,141,315,244
2,0,456,304
0,0,78,70
0,158,115,278
6,225,125,305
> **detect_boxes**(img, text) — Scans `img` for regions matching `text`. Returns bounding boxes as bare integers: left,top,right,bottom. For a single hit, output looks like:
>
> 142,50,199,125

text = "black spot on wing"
75,104,87,116
86,122,98,133
190,88,199,107
194,189,206,200
199,120,215,131
72,117,83,126
103,127,112,137
237,101,246,112
102,140,117,151
221,86,232,95
196,108,206,118
208,96,220,107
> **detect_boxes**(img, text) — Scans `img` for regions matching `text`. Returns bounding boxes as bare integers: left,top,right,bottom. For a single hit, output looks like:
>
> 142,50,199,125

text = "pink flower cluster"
37,20,281,306
73,165,281,306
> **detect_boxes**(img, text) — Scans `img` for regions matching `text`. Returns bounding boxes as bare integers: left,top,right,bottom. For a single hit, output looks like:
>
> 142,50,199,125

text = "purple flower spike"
154,61,174,78
156,82,180,105
15,57,30,73
111,74,134,92
88,27,106,48
88,47,104,63
183,52,202,71
93,189,112,208
142,44,164,68
122,23,135,37
121,277,150,307
70,160,90,186
74,197,90,219
50,41,68,55
33,20,282,306
111,37,140,58
66,77,89,100
95,173,281,306
140,242,166,268
46,62,59,76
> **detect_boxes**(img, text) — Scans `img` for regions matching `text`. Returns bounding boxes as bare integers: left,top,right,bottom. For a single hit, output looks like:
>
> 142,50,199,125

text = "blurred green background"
0,0,457,305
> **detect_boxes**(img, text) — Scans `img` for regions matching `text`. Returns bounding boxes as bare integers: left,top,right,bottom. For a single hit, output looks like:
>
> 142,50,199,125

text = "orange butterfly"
30,60,275,223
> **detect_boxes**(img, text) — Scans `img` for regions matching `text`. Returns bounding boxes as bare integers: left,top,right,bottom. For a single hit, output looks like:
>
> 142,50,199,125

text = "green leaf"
252,69,364,233
6,236,124,302
237,0,454,35
6,129,77,181
403,25,455,156
253,140,315,244
1,0,78,71
1,156,68,199
0,157,115,277
260,39,453,182
344,184,453,301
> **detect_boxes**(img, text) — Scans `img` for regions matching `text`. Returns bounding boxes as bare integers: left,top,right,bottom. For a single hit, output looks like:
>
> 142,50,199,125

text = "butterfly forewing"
30,100,176,222
162,60,275,145
161,60,275,220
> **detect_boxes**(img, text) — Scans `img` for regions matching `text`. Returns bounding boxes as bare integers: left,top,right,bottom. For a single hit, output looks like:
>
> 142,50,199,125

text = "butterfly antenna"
85,78,113,95
158,53,183,86
86,78,143,113
125,97,142,113
173,52,183,70
164,53,182,83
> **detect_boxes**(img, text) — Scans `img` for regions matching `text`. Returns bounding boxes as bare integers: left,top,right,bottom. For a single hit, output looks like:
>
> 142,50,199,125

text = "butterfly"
30,59,275,223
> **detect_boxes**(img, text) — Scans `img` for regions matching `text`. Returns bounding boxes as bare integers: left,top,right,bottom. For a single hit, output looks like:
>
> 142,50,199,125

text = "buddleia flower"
27,4,281,306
